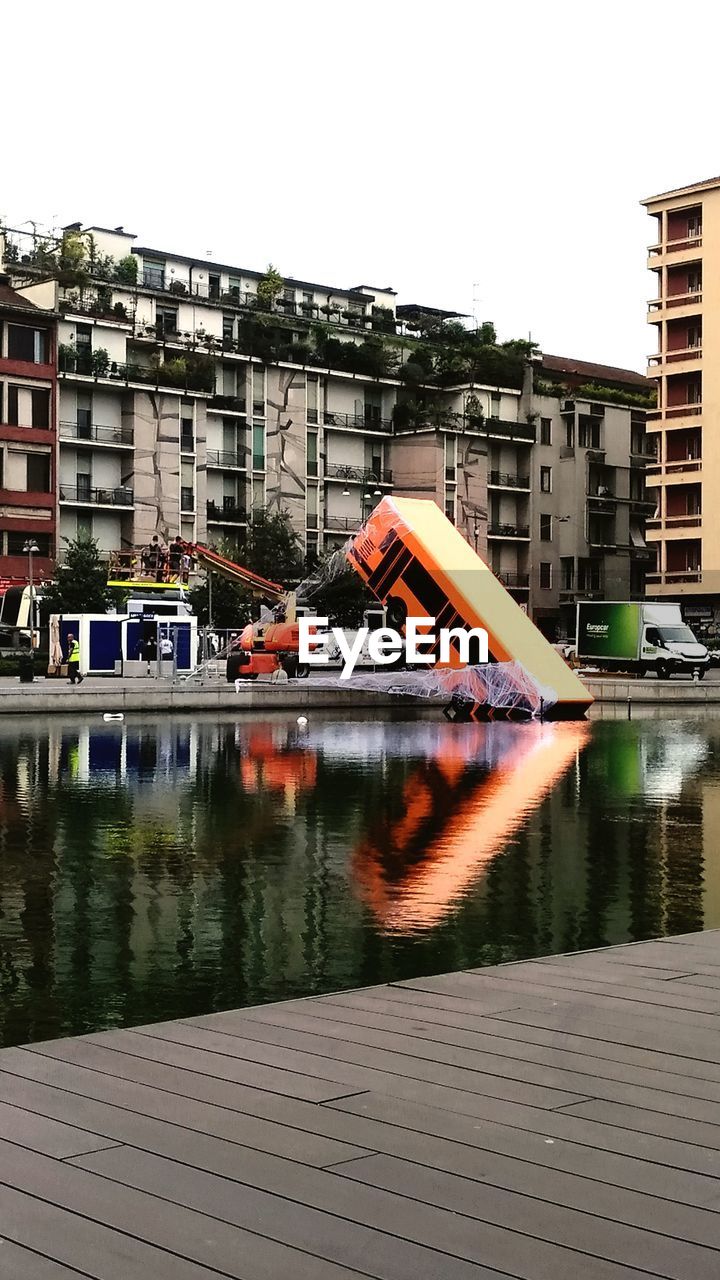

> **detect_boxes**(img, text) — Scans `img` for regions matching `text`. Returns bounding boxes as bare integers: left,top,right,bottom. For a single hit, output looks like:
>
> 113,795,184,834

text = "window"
7,325,48,363
208,273,221,300
539,562,552,589
222,315,234,346
26,453,51,492
307,375,318,424
252,421,265,470
688,269,701,293
75,323,92,373
180,413,194,453
540,466,552,493
445,498,455,522
560,557,574,591
31,389,50,428
307,431,318,477
540,513,552,541
7,531,51,556
6,385,50,427
688,323,702,349
490,393,501,420
228,277,242,301
252,476,264,510
181,486,194,512
565,419,575,448
157,306,178,336
445,435,456,481
76,513,93,539
364,389,382,426
540,417,552,445
301,291,314,315
143,258,165,289
578,559,602,593
306,484,318,529
252,368,265,416
578,416,601,449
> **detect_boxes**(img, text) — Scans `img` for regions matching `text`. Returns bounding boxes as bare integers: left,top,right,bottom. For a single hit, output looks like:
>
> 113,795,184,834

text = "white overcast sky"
3,0,716,373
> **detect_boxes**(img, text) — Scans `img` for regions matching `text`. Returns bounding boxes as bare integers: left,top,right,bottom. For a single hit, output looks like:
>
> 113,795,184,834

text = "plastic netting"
313,661,557,718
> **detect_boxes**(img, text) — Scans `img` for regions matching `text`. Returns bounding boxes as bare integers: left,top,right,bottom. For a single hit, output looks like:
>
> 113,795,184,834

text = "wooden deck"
2,932,720,1279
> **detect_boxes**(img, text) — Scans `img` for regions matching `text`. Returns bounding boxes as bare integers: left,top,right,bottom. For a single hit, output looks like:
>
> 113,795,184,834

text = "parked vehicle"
576,601,709,679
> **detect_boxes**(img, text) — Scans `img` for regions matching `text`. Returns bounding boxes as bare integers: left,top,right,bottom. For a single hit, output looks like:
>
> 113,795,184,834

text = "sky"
3,0,717,374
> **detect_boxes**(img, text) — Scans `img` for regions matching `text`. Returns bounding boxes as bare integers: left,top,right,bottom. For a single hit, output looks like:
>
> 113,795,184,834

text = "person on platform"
168,535,183,581
66,634,83,685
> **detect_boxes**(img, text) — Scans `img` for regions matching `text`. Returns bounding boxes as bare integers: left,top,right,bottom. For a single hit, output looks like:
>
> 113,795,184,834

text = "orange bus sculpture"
346,496,592,721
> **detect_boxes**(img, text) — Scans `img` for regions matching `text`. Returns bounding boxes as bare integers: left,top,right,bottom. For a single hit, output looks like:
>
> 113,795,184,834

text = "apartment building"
643,176,720,634
0,221,651,636
0,278,57,586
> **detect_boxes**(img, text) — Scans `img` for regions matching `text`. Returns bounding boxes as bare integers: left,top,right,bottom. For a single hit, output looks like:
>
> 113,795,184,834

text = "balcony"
488,471,530,490
495,572,530,589
665,457,702,474
487,524,530,540
59,420,134,447
648,290,703,313
482,419,536,443
59,484,134,508
323,410,394,434
206,500,246,524
59,353,214,395
324,462,393,485
646,570,702,586
206,450,246,470
324,514,364,532
630,497,657,516
648,346,702,368
586,494,617,514
208,395,247,414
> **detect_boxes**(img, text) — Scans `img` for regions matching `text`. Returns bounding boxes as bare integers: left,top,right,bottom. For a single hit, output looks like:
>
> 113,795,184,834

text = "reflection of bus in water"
351,722,589,933
348,497,592,719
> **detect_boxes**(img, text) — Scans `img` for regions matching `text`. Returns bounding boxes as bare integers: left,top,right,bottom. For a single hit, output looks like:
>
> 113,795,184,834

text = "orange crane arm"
178,540,284,598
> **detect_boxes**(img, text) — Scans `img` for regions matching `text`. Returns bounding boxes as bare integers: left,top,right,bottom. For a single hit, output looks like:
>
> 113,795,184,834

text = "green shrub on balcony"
115,255,138,284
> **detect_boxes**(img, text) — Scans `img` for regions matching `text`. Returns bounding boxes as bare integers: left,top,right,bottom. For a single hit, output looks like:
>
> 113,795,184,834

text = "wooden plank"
328,1087,720,1180
329,1151,720,1279
492,1005,720,1066
0,1140,372,1280
396,972,720,1025
0,1240,94,1280
494,958,720,1007
0,1097,119,1160
222,1003,720,1120
156,1016,590,1111
0,1177,237,1280
72,1141,652,1280
560,1096,720,1150
1,1047,369,1167
29,1025,346,1103
284,992,720,1094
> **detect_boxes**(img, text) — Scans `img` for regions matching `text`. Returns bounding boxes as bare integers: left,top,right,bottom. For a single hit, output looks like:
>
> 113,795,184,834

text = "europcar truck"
576,601,709,679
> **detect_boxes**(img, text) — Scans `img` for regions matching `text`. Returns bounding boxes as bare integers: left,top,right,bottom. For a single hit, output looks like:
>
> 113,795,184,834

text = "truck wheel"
656,662,671,681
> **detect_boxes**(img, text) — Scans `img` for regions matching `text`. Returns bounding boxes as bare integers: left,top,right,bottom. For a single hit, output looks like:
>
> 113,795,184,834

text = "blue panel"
89,620,122,672
126,620,144,661
175,624,191,671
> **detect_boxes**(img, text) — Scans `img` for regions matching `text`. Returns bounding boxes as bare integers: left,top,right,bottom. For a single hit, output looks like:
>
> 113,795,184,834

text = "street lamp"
23,539,40,649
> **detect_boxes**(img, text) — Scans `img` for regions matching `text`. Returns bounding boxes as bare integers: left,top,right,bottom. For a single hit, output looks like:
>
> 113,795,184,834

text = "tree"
256,264,284,310
187,575,251,628
40,536,114,617
301,553,374,627
242,508,303,582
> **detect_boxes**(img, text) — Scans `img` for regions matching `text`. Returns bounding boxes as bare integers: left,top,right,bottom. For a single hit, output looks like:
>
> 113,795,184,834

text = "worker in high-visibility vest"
66,633,83,686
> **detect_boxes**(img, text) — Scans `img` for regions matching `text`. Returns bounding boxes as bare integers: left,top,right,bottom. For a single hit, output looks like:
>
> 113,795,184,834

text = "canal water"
0,710,718,1048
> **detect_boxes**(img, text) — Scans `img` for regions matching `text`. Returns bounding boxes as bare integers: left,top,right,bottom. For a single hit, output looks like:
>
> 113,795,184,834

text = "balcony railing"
488,471,530,489
482,419,536,443
495,572,530,589
206,450,247,469
324,514,364,532
323,410,394,434
587,495,617,513
59,354,214,394
208,395,247,413
324,463,393,485
59,484,134,507
487,524,530,539
665,458,702,473
206,500,246,523
59,420,134,446
646,570,702,585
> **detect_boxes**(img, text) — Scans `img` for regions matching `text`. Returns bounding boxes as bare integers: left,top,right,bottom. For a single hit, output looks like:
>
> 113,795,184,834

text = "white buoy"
296,715,308,726
103,713,124,722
